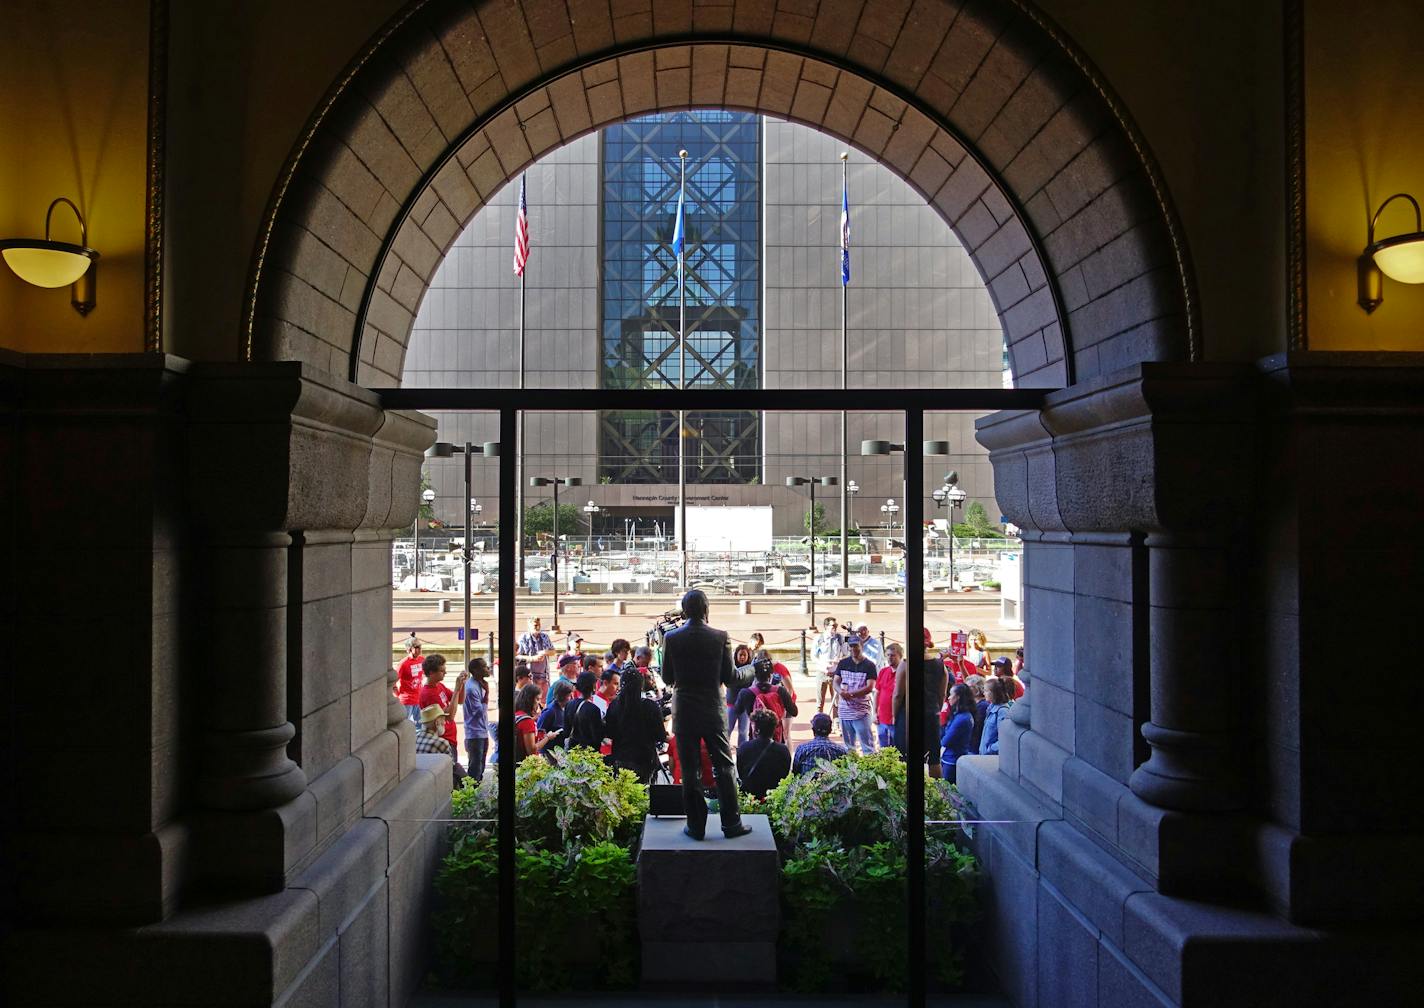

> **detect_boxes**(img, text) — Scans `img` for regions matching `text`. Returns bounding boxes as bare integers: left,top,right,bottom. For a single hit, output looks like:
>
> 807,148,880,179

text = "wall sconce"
1358,193,1424,313
0,197,99,316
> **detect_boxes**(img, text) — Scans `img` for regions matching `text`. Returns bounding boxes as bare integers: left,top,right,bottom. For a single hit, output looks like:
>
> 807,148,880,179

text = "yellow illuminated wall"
0,0,150,353
1306,0,1424,348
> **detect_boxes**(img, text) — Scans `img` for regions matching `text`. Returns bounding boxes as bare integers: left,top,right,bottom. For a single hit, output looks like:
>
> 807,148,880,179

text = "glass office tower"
600,111,761,485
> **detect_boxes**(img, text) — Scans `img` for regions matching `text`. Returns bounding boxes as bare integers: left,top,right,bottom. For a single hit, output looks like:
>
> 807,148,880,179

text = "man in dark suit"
661,589,754,840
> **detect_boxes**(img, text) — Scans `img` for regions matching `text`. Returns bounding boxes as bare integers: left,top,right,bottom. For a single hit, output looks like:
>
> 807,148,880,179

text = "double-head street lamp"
880,498,900,536
529,475,582,631
429,441,500,669
786,474,837,628
932,470,967,588
861,438,950,545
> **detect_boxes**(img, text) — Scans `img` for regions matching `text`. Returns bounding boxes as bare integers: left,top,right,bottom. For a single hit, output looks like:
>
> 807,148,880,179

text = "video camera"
648,609,684,649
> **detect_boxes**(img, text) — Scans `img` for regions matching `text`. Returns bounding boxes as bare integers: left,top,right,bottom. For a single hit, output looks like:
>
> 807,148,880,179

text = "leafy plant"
449,749,648,848
523,501,583,539
766,751,980,993
431,831,637,990
762,748,910,847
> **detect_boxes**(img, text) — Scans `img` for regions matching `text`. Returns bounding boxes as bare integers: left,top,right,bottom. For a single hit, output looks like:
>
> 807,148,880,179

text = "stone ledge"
956,757,1057,870
3,888,321,1006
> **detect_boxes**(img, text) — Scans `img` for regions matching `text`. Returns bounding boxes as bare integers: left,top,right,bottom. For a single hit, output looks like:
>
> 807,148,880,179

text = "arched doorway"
237,3,1219,1006
245,0,1196,389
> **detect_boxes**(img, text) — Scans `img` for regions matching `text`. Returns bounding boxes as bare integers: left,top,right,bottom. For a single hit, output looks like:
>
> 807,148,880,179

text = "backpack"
749,685,786,742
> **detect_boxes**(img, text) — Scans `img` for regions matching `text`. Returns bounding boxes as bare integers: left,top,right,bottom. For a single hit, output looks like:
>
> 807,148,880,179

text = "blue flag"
840,179,851,286
671,174,686,259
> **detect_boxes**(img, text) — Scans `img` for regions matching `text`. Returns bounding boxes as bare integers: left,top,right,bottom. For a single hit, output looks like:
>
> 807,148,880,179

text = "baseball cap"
557,653,579,668
991,656,1013,669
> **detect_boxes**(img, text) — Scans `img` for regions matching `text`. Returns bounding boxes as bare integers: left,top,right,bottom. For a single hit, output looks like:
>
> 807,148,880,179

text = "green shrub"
449,748,648,848
765,750,980,992
434,750,646,990
763,748,910,847
431,831,637,991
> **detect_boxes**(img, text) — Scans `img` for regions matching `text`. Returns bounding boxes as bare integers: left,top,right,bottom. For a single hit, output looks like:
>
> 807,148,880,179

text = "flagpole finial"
840,151,849,161
678,149,688,159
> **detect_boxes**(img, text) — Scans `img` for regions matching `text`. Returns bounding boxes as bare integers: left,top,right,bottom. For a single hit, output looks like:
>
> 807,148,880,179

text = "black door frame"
377,385,1049,1007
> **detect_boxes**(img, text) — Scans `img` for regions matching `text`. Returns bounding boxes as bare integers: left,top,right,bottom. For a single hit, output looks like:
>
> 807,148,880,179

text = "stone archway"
245,0,1197,391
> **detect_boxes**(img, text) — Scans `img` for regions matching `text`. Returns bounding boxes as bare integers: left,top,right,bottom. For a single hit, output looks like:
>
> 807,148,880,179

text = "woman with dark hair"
513,682,561,760
736,708,791,798
965,674,989,754
939,683,977,783
605,665,667,783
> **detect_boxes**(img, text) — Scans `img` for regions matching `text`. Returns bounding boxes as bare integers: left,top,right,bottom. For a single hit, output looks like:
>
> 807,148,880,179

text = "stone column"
196,532,305,810
1128,536,1243,812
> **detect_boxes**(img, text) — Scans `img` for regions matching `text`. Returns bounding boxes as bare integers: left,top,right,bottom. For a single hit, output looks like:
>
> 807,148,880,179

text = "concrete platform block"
638,815,778,985
738,599,751,614
611,599,626,615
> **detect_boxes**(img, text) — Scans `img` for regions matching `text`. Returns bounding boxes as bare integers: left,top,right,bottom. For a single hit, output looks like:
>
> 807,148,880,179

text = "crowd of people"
394,613,1027,794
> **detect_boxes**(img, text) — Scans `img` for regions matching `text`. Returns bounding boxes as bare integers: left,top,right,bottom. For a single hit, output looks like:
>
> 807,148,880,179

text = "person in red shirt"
943,652,976,685
875,641,903,749
395,639,425,726
418,654,461,760
759,648,797,742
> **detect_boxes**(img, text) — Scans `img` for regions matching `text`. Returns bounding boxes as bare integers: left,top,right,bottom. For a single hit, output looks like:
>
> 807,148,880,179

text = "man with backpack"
733,658,798,743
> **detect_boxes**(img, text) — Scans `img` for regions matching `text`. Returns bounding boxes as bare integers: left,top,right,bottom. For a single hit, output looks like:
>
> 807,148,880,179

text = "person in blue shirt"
979,675,1014,755
463,658,491,782
535,679,574,760
939,683,978,783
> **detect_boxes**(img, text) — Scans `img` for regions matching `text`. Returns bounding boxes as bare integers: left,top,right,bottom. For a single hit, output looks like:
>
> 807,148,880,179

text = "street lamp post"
414,486,435,590
862,439,948,595
529,475,582,632
846,479,860,583
932,470,966,589
583,500,600,556
880,498,900,539
429,441,500,671
787,475,836,628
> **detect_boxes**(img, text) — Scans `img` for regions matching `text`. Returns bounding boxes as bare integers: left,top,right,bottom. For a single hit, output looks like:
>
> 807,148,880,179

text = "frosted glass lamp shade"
1,240,96,288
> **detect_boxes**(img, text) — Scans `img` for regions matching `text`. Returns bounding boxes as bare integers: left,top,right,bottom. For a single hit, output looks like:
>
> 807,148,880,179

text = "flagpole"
515,174,527,586
840,152,851,590
676,148,688,591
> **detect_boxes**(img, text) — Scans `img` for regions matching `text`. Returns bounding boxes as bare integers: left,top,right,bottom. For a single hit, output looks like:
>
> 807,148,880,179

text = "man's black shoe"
682,826,704,841
723,823,753,839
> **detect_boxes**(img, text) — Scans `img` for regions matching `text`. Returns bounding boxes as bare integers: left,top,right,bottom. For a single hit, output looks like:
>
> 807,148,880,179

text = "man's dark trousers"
676,722,740,837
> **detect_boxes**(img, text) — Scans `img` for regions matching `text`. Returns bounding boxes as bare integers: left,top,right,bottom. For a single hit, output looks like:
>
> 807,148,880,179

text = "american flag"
840,175,850,286
512,175,529,277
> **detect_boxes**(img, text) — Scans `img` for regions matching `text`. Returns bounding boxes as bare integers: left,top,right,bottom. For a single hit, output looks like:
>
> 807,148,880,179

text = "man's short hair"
582,654,602,672
810,712,833,737
423,653,447,676
600,667,619,684
750,708,780,740
680,588,709,620
514,662,531,680
611,637,630,656
633,645,653,662
575,670,598,696
553,680,574,701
